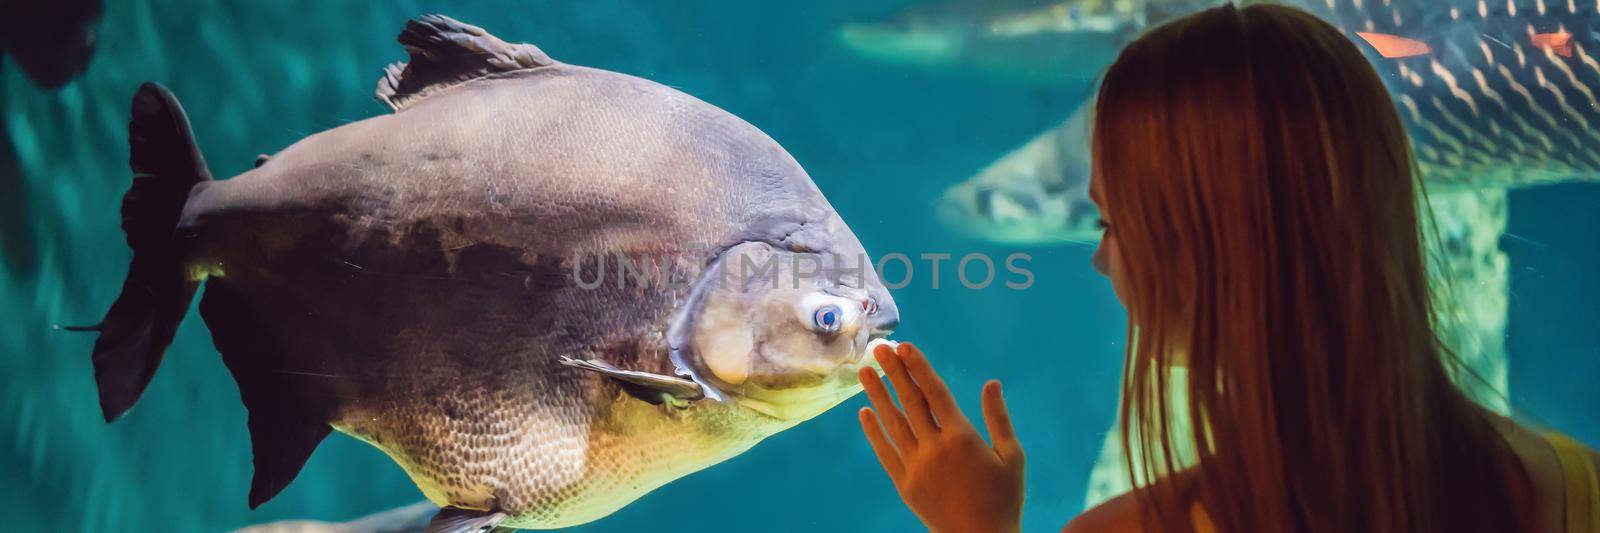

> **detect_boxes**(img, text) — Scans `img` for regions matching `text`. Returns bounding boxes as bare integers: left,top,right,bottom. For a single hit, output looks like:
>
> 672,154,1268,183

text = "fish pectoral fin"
559,356,706,407
424,507,509,533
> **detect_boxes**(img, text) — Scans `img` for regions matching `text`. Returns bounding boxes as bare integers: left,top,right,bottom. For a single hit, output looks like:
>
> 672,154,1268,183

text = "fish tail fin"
90,82,213,422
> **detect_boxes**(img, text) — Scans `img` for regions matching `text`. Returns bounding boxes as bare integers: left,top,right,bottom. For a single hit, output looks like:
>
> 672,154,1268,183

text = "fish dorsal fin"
375,14,554,111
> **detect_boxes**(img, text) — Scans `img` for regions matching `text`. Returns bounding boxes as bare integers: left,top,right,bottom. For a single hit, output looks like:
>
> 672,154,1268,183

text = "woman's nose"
1091,242,1109,276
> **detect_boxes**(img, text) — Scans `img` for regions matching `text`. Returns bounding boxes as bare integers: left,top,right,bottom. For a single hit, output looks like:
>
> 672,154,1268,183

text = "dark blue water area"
1,0,1594,531
1505,185,1600,448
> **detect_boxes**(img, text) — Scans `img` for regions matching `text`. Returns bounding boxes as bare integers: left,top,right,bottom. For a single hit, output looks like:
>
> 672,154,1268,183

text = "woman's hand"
857,342,1026,533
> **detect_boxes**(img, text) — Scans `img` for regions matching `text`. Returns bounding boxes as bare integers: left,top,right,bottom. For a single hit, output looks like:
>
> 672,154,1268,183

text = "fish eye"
813,304,843,333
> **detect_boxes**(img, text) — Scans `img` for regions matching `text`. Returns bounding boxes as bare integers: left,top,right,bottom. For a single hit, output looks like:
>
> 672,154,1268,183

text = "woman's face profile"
1089,172,1129,308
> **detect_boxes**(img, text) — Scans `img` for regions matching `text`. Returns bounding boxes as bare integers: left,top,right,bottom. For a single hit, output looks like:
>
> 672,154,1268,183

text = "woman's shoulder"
1063,490,1217,533
1063,491,1146,533
1066,469,1210,533
1542,426,1600,475
1066,415,1595,533
1487,412,1586,530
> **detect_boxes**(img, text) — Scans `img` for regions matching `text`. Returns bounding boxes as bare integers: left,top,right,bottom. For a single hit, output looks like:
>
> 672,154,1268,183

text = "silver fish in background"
84,14,897,531
235,501,436,533
837,0,1154,86
935,100,1100,245
898,0,1600,244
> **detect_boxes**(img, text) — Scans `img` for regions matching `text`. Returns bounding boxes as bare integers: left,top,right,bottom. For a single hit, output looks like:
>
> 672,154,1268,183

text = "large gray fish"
848,0,1600,244
83,15,898,531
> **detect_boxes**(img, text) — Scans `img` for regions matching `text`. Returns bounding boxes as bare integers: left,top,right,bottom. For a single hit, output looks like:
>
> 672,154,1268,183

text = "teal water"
1,1,1595,531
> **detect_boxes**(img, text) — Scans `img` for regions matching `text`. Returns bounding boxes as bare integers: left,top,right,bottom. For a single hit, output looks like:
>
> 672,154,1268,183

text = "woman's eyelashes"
1096,217,1111,231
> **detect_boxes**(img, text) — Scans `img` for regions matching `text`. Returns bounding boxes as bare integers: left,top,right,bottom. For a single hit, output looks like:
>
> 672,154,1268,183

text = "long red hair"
1093,4,1529,532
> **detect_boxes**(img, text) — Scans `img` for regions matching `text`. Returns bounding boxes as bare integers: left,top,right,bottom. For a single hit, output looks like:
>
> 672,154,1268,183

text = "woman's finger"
897,342,970,428
876,344,941,436
858,407,906,481
859,366,918,451
982,380,1025,471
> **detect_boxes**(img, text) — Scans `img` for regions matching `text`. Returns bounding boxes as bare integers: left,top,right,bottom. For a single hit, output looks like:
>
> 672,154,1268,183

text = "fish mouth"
831,337,896,384
855,296,900,369
720,334,900,422
934,185,1042,244
856,338,898,371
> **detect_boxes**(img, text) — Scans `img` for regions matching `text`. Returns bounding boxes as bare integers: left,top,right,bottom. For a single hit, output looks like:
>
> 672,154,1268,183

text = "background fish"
0,0,102,284
842,0,1599,509
891,0,1600,243
235,501,435,533
83,14,897,530
837,0,1138,86
0,0,102,89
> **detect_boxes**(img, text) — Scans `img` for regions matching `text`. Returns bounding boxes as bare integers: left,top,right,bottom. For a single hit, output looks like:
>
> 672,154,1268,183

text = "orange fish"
1531,32,1574,57
1355,32,1433,58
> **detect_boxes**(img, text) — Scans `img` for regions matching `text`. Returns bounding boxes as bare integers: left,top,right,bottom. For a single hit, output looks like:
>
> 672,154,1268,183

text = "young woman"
856,4,1600,533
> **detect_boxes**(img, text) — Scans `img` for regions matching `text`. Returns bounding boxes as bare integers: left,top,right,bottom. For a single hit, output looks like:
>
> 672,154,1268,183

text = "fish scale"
908,0,1600,247
1305,0,1600,188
